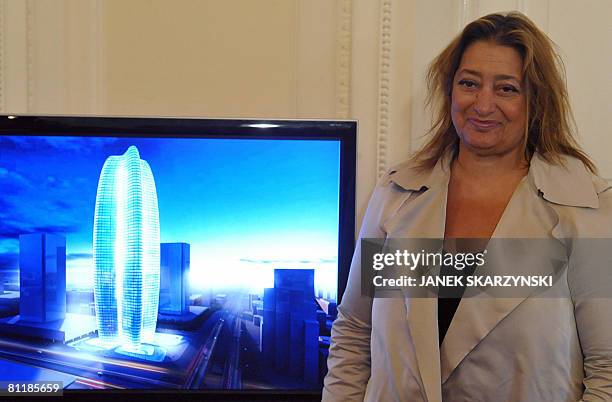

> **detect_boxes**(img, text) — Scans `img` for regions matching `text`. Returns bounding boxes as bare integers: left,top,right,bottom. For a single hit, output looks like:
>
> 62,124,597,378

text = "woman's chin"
461,139,508,156
461,131,506,152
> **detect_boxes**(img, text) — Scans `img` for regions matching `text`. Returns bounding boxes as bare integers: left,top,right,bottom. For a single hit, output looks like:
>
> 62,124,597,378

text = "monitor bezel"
0,114,356,400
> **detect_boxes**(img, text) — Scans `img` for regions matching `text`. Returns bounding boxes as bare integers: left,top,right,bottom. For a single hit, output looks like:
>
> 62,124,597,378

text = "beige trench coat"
323,153,612,402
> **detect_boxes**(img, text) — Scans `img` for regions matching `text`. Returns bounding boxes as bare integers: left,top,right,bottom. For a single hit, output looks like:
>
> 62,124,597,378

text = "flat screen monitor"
0,115,356,400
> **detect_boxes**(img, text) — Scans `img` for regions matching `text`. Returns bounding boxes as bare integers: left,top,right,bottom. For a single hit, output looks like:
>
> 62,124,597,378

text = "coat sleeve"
322,178,401,402
569,192,612,401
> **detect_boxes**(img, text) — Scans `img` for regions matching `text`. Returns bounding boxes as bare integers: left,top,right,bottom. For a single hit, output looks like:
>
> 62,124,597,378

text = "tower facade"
93,146,160,350
160,243,190,315
19,233,66,323
263,269,319,384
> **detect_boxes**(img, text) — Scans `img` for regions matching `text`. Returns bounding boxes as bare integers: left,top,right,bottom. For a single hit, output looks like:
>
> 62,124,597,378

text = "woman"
323,12,612,402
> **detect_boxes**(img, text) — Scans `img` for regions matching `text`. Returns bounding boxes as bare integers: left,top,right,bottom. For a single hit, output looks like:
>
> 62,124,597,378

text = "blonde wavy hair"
413,11,595,173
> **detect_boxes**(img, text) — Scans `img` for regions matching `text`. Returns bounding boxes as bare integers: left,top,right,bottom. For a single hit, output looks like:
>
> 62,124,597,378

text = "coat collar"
388,151,609,209
387,154,451,192
529,153,610,208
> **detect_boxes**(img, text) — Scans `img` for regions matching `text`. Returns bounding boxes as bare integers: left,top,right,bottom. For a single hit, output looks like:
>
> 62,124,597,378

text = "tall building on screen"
19,233,67,323
159,243,190,315
93,146,160,350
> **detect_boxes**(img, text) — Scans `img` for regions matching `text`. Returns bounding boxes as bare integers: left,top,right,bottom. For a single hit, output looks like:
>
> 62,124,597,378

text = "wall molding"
335,0,352,119
0,0,5,112
458,0,480,30
520,0,550,33
459,0,469,28
90,0,104,114
375,0,392,177
25,0,34,112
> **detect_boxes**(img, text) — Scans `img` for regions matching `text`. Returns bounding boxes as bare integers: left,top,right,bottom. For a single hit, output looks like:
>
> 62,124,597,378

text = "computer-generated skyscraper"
93,146,160,351
263,269,319,385
19,233,66,323
159,243,190,315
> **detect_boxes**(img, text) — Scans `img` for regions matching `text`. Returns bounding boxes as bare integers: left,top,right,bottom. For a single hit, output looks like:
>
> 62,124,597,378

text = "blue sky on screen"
0,135,340,296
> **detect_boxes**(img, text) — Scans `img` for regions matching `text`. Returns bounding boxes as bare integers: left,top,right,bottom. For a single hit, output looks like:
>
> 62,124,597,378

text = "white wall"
1,0,611,231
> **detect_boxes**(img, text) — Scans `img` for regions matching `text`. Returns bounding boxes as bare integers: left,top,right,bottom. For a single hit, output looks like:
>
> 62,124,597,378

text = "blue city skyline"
0,135,340,295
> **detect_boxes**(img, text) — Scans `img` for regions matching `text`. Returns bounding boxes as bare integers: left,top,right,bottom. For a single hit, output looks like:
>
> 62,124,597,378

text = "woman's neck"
453,144,529,182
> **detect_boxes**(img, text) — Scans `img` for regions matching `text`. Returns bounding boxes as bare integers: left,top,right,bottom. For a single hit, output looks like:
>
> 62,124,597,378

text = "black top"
438,297,461,346
437,256,477,346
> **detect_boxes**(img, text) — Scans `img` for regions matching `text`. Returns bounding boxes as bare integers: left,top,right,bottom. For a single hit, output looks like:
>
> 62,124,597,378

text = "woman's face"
451,40,527,157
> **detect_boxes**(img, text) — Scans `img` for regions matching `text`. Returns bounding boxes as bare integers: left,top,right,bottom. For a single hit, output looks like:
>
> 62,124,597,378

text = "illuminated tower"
93,146,160,351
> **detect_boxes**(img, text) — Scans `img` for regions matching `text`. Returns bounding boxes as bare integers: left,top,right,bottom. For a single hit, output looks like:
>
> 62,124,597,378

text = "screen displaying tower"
0,116,355,396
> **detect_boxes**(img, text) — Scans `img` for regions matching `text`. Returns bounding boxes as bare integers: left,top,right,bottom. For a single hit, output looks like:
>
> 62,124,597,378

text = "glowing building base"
115,344,166,362
154,333,184,347
83,337,118,350
70,333,177,362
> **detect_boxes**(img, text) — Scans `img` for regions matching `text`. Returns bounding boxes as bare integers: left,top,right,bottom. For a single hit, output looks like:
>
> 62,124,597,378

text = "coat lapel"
440,153,604,383
388,159,449,402
440,215,568,383
396,184,446,402
407,297,442,402
439,178,532,383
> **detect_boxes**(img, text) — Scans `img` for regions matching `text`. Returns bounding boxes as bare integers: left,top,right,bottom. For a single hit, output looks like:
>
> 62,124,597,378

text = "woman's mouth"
468,118,501,131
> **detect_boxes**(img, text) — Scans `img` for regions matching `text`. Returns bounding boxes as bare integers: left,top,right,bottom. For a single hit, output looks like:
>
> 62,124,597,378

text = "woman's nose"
473,89,495,116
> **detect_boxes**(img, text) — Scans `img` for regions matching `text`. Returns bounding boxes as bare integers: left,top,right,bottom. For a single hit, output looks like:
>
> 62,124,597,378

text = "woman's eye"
458,79,477,88
499,85,519,94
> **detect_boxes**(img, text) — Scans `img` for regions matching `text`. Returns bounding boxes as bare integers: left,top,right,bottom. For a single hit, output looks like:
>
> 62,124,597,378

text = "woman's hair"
413,11,595,172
